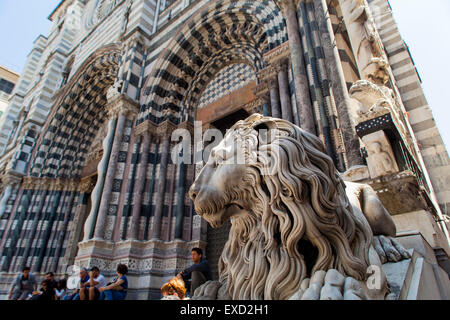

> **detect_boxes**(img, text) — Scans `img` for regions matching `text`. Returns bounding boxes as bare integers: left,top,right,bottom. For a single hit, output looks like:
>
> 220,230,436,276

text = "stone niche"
362,130,399,179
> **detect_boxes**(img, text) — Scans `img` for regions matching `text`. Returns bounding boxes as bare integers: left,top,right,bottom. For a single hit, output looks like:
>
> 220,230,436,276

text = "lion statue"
189,114,410,300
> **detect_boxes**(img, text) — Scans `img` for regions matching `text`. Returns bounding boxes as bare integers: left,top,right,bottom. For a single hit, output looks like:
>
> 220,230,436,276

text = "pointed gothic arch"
139,0,288,125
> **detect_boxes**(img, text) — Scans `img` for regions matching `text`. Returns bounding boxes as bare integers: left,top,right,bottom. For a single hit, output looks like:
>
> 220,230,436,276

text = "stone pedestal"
383,232,450,300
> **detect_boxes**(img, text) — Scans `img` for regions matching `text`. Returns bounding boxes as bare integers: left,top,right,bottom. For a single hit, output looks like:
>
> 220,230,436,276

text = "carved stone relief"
362,130,399,178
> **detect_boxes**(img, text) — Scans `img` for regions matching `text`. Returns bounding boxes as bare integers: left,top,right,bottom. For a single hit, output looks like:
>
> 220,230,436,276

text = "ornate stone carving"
80,176,96,193
189,114,409,300
263,41,291,66
252,82,270,105
134,120,158,137
349,80,406,135
106,93,140,120
338,0,389,84
362,131,399,179
1,172,22,188
106,80,123,103
242,99,262,115
86,122,109,163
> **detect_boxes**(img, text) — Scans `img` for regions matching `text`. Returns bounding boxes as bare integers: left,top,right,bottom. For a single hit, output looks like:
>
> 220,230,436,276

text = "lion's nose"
189,184,199,201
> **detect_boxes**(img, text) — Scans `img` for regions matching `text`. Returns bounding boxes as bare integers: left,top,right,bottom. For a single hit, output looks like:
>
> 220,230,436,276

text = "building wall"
0,0,448,299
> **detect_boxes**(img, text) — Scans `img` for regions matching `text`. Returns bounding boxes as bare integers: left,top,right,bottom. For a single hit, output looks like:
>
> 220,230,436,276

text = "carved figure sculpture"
339,0,389,84
189,114,409,300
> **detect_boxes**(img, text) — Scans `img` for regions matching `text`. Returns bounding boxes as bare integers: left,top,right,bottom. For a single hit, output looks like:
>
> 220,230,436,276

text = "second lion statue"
189,114,410,300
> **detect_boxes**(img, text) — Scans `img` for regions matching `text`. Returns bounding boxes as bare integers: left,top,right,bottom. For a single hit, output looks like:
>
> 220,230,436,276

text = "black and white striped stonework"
368,0,450,214
30,46,122,179
140,0,288,125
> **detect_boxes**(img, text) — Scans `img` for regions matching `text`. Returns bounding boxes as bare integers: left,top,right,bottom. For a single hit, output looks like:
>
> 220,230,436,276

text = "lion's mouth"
196,202,246,228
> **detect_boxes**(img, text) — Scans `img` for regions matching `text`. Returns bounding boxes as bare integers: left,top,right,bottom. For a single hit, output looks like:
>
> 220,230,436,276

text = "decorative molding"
257,66,277,84
242,99,263,115
263,41,291,66
134,119,179,140
105,94,140,120
1,172,23,188
80,176,97,193
252,82,270,104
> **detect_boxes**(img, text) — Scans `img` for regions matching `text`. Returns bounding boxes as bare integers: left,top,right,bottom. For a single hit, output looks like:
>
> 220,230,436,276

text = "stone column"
83,118,117,241
64,177,96,268
268,77,281,119
34,180,64,272
1,182,34,272
0,172,21,219
275,59,294,123
151,134,171,240
277,0,315,133
93,113,127,240
50,180,78,272
314,0,364,168
128,133,151,240
174,121,194,240
20,181,49,271
94,95,139,240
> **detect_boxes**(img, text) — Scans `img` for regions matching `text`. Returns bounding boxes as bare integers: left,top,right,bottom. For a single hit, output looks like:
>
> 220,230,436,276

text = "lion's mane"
217,115,373,300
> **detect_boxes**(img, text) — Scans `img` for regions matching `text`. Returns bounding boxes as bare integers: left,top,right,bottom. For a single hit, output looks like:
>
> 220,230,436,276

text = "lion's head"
189,114,373,300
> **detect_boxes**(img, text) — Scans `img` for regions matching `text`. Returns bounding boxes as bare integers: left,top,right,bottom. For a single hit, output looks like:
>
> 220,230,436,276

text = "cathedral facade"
0,0,449,299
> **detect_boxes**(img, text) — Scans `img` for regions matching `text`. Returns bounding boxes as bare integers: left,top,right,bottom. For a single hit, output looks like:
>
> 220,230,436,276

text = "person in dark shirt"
30,272,57,300
177,248,212,297
36,279,55,301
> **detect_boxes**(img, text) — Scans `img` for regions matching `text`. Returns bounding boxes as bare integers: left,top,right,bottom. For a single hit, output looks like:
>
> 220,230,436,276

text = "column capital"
177,120,195,136
106,94,140,120
156,120,179,139
2,171,23,188
134,119,179,142
252,82,270,104
80,176,96,194
242,99,263,115
134,120,158,137
272,57,290,73
263,41,291,66
257,66,277,84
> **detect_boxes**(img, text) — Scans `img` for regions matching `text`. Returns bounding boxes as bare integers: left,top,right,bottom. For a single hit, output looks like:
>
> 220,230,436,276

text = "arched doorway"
140,0,287,280
15,44,123,273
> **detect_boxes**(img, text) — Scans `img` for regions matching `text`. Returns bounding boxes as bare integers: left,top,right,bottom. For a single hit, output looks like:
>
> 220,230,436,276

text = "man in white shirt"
79,266,107,300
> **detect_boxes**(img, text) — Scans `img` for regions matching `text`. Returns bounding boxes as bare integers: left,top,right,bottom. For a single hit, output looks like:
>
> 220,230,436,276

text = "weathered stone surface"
190,114,411,300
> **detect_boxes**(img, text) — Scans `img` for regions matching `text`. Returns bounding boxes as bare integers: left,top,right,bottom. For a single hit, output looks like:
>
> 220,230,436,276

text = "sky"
0,0,449,148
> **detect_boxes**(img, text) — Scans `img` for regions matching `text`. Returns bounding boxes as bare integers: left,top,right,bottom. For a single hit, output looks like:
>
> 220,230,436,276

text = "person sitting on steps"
98,264,128,300
176,248,212,297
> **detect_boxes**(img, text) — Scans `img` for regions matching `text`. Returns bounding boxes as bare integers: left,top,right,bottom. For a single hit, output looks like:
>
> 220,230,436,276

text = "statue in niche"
106,80,123,102
363,130,399,179
189,114,410,300
367,141,396,175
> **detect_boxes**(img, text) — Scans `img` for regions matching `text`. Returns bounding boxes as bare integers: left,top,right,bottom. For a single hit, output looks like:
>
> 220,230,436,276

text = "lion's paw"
289,269,368,300
374,235,411,264
191,281,223,300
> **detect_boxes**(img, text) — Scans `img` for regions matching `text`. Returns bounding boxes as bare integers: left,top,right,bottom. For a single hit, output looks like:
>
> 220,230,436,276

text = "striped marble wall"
368,0,450,215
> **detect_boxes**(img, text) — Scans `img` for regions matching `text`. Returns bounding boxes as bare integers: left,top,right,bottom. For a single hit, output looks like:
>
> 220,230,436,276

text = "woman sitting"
98,264,128,300
55,279,67,300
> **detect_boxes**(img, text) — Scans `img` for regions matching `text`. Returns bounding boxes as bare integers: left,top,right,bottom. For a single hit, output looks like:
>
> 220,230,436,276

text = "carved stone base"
383,232,450,300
